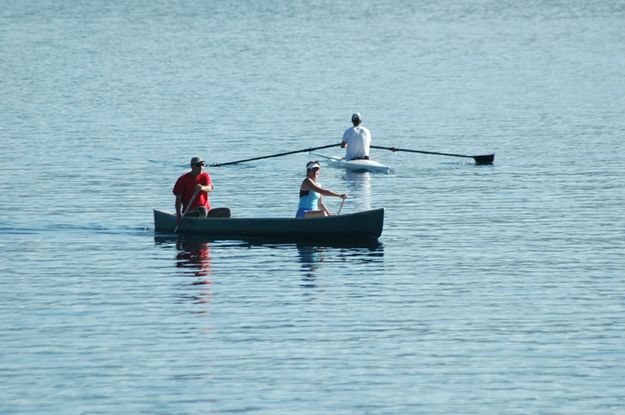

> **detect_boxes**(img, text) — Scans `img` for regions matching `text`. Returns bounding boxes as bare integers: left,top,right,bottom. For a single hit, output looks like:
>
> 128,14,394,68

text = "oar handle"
210,143,341,167
173,189,200,233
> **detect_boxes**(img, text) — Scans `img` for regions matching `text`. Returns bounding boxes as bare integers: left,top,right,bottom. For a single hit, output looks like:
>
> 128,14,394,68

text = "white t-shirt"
342,126,372,160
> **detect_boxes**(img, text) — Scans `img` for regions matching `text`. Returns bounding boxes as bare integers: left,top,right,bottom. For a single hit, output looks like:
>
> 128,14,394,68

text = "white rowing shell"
313,153,391,173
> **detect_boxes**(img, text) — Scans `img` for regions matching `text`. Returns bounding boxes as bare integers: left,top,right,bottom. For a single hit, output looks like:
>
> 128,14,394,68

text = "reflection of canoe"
155,235,383,250
313,153,390,173
154,208,384,241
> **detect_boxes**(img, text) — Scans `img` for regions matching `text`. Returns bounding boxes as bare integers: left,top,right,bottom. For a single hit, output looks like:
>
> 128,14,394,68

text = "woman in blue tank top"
295,161,348,218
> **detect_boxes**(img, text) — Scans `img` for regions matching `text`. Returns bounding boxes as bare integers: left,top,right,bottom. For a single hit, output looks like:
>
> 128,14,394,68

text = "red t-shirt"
172,172,212,211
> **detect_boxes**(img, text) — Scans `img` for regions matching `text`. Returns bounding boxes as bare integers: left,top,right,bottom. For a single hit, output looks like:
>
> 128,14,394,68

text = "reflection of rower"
176,238,211,278
153,235,213,305
343,170,372,211
297,245,325,287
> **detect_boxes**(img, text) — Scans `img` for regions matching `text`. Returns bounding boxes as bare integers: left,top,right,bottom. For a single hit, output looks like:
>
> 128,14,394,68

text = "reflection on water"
297,245,324,287
155,236,384,294
342,170,372,210
155,235,212,304
176,239,211,279
155,235,212,278
296,241,384,287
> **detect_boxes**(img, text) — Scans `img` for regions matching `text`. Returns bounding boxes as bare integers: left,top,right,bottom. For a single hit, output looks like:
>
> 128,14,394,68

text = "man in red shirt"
173,156,230,224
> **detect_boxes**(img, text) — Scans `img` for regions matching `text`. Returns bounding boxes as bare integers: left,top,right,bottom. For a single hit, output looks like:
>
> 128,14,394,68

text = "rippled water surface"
1,1,624,413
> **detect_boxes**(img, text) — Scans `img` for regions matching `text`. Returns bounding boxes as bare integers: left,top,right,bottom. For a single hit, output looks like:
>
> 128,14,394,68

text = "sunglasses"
193,163,205,167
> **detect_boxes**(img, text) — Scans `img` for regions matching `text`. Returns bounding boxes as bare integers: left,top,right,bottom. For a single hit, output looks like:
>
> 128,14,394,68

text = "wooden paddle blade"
473,154,495,164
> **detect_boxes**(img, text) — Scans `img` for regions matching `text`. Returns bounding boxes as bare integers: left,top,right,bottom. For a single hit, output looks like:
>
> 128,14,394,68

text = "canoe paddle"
371,145,494,165
173,189,200,233
210,143,341,167
337,198,345,215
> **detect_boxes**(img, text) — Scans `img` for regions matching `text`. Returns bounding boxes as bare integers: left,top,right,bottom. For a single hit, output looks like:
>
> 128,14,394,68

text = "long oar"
173,189,200,233
210,143,341,167
312,152,341,161
371,145,494,165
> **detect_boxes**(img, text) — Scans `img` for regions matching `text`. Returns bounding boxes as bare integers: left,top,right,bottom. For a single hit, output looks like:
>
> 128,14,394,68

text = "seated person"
340,112,371,160
173,156,230,224
296,161,347,218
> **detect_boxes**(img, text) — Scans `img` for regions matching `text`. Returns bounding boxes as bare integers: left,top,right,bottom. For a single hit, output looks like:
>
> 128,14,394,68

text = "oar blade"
473,154,495,165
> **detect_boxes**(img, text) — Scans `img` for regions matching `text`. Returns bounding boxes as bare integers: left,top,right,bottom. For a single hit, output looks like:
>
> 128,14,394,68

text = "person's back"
341,113,371,160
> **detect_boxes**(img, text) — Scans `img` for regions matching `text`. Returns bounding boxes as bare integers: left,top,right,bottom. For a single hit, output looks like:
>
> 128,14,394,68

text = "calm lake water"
1,1,624,413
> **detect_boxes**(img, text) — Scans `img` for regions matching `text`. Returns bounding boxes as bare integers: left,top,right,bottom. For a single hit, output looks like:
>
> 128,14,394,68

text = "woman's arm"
317,197,332,215
304,178,346,199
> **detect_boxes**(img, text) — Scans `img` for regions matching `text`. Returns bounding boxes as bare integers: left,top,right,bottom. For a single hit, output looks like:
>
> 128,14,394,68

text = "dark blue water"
1,1,624,413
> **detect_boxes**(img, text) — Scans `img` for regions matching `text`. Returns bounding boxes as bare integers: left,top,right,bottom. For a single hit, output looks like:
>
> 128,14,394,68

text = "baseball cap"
351,113,362,122
190,156,206,166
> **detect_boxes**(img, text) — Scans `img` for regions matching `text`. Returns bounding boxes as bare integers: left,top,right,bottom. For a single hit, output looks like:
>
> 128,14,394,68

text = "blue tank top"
298,189,320,210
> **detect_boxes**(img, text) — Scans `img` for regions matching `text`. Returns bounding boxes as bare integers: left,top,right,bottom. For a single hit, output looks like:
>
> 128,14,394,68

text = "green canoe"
153,208,384,241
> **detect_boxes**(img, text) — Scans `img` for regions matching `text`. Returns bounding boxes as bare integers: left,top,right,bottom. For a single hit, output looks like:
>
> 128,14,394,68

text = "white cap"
351,113,362,122
306,161,321,171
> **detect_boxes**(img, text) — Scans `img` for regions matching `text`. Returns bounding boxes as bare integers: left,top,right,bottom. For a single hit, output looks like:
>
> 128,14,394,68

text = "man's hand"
194,184,213,192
